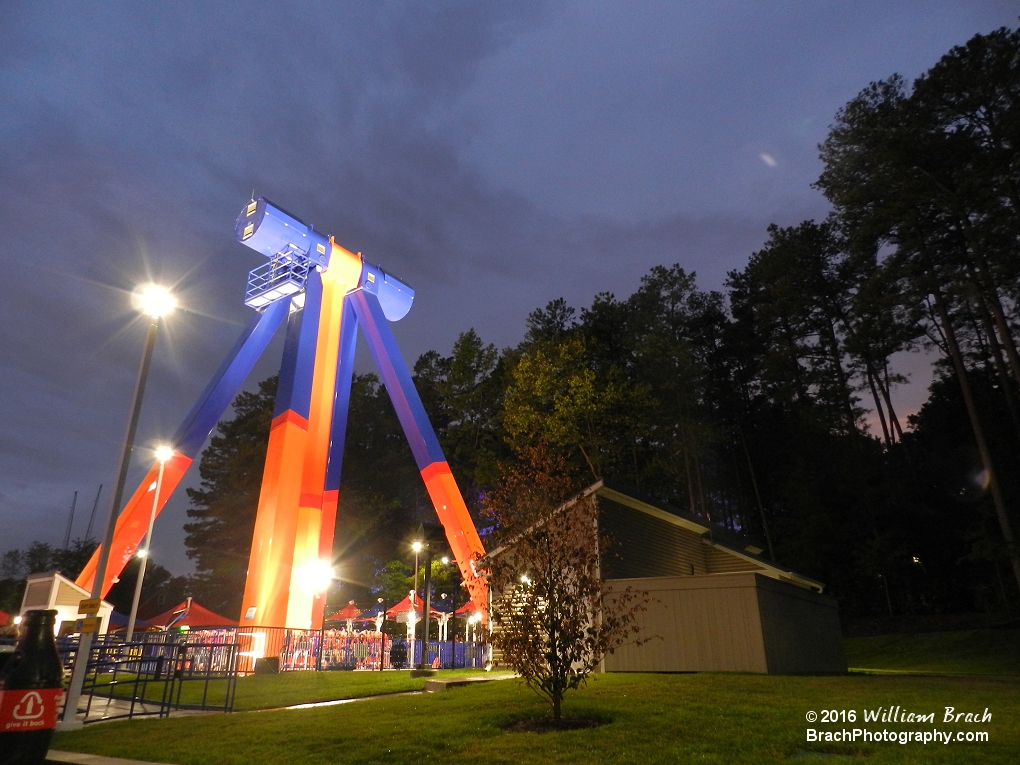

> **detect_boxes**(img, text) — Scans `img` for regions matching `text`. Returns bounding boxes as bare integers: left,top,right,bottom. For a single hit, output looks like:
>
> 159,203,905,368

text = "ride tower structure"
75,198,488,629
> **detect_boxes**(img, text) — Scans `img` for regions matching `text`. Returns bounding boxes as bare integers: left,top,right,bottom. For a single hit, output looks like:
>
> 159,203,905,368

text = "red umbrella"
149,598,237,628
385,594,419,619
326,601,362,621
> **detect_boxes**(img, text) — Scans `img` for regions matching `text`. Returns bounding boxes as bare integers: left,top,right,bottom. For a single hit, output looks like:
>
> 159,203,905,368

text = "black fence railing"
56,628,489,679
58,637,239,724
147,627,490,673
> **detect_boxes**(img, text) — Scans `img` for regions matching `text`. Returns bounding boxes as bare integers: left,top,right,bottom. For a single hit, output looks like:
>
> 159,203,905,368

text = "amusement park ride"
74,199,488,629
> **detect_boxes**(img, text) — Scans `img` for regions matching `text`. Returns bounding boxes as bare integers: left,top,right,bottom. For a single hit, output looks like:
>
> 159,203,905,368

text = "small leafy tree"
484,447,649,724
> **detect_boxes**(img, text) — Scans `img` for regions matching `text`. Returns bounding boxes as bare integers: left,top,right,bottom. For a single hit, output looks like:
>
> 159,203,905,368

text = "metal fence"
58,636,239,724
177,627,489,673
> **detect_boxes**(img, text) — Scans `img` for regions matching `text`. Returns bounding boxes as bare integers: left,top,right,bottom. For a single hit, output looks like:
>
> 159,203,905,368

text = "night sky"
2,2,1016,574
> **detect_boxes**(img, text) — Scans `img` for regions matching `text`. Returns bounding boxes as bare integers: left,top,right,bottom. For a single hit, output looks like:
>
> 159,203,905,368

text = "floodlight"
412,541,423,553
134,284,176,318
300,559,335,592
155,445,174,463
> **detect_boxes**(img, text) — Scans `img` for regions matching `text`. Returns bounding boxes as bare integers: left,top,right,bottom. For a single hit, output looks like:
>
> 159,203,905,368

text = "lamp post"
376,597,386,671
125,445,174,641
417,542,433,671
411,540,423,603
410,539,422,663
60,284,175,730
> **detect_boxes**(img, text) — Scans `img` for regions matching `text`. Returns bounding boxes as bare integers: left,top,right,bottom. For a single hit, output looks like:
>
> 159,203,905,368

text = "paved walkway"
63,693,215,726
48,753,178,765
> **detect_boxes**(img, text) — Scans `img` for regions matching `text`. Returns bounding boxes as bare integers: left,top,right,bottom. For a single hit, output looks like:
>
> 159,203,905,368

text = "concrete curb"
424,672,516,692
48,751,179,765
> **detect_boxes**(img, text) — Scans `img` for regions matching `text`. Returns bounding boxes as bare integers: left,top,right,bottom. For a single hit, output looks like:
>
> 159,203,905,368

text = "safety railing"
182,627,489,673
59,637,239,724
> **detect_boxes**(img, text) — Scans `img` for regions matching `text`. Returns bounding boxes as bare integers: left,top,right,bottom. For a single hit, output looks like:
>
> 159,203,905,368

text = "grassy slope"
845,629,1020,676
54,673,1020,765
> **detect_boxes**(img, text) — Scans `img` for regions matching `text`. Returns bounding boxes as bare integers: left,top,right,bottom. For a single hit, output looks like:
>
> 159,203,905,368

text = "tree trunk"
958,218,1020,398
865,363,893,445
879,362,906,444
738,422,775,561
931,287,1020,597
822,316,858,436
967,278,1020,450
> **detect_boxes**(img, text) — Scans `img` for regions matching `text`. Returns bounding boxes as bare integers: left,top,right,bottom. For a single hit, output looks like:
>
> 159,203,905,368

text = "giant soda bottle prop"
0,610,64,765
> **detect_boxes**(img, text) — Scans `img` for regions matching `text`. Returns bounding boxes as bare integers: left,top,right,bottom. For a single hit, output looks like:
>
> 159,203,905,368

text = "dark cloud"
1,1,1015,571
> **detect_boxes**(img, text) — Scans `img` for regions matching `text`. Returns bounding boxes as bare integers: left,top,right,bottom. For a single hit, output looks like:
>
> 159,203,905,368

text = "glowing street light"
126,444,175,641
134,284,177,318
62,284,175,730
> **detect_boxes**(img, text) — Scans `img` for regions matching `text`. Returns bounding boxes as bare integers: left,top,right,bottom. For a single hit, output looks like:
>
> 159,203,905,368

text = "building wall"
755,575,846,674
704,544,762,574
603,573,845,674
599,499,710,578
604,574,768,673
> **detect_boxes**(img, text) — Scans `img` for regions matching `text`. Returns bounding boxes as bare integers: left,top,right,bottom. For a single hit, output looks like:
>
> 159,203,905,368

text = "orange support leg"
76,453,191,597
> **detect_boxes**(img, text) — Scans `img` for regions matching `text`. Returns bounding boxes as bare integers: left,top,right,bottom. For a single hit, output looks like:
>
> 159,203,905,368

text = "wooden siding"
22,580,50,608
603,573,845,674
604,574,768,673
704,543,765,574
756,576,846,673
55,579,84,606
598,498,708,578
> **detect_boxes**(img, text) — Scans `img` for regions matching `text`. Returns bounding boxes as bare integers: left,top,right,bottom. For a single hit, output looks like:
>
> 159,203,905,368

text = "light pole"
376,597,386,671
417,541,433,671
60,284,175,730
410,539,422,663
125,445,174,641
411,540,423,603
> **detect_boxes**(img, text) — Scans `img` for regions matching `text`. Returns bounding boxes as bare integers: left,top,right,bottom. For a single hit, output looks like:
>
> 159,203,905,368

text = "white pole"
126,453,167,641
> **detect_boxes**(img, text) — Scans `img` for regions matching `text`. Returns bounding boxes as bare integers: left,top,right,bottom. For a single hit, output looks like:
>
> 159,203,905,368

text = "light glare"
300,559,335,592
135,284,176,318
155,445,175,463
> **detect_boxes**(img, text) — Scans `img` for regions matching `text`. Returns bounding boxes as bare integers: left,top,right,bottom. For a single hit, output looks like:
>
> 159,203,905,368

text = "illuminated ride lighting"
300,559,336,593
75,197,489,633
237,630,267,660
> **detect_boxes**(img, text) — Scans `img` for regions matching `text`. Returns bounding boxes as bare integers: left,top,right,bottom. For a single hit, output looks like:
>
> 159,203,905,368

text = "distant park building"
492,480,846,675
19,571,114,636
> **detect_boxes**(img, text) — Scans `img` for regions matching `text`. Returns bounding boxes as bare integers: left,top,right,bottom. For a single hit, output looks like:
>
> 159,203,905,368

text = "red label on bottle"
0,688,64,731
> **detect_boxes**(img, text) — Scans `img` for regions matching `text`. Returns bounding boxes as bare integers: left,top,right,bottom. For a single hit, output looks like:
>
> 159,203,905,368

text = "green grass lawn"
53,672,1020,765
845,629,1020,676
